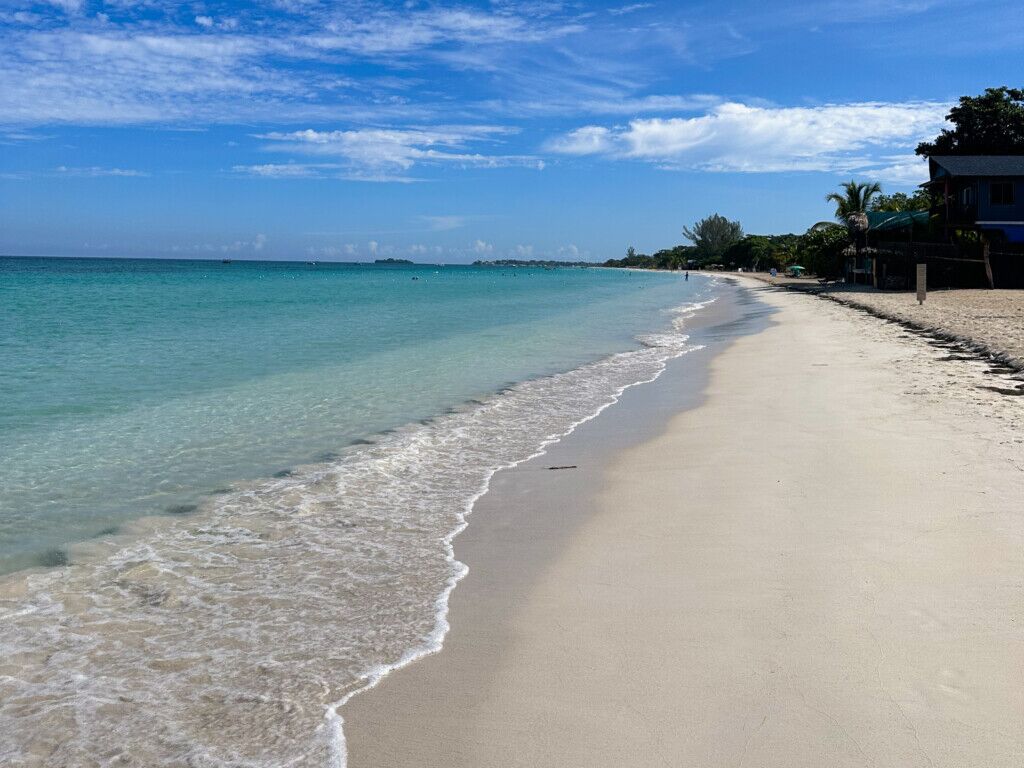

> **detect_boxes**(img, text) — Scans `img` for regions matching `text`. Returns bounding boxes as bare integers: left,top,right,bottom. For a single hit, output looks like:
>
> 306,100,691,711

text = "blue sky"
0,0,1020,262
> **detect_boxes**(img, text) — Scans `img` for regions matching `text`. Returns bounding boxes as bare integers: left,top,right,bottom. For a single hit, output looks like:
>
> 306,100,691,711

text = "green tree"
916,87,1024,156
722,234,800,271
681,214,743,264
798,224,850,278
870,190,931,212
826,180,882,221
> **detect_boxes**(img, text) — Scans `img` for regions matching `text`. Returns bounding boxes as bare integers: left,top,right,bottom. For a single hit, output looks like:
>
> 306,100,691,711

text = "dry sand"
343,280,1024,768
748,273,1024,370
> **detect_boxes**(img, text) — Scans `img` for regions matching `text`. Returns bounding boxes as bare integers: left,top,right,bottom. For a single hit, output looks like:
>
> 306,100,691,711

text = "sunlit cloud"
548,101,948,182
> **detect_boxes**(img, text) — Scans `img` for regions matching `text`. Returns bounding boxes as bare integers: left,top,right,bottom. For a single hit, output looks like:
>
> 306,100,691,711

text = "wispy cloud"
233,163,327,178
56,165,149,177
608,3,654,16
254,126,544,181
419,215,467,231
0,3,590,126
303,7,583,56
1,131,53,144
547,101,947,182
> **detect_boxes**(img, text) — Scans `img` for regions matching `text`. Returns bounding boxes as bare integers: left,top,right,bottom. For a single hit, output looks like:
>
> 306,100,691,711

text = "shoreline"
343,278,1023,766
0,271,720,766
324,289,730,767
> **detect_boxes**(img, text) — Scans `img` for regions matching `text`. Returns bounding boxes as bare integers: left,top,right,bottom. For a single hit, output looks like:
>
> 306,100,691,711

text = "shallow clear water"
0,256,719,766
1,257,701,573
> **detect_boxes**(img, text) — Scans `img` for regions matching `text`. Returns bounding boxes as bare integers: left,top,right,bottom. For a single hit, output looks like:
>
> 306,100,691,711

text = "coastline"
0,268,718,766
343,278,1024,766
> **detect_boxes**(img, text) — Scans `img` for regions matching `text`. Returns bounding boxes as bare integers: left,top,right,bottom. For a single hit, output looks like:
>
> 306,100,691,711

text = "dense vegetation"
870,189,931,212
916,87,1024,156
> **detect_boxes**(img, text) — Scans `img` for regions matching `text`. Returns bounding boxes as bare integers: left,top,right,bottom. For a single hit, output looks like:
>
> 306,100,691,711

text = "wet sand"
343,280,1024,767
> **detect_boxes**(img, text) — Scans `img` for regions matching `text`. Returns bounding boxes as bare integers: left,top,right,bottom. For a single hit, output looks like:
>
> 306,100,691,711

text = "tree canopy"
797,224,850,279
827,181,882,221
681,214,743,263
604,244,696,270
870,190,930,212
916,87,1024,156
721,234,799,271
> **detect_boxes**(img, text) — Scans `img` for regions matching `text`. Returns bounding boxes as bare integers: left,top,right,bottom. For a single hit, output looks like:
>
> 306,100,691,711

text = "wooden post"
916,263,927,305
981,234,995,289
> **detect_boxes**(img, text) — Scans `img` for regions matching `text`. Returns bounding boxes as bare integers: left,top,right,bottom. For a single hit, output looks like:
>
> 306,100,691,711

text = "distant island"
473,259,595,267
374,258,415,264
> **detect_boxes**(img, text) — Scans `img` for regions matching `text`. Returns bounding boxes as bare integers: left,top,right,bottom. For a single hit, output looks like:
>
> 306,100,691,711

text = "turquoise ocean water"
0,256,718,766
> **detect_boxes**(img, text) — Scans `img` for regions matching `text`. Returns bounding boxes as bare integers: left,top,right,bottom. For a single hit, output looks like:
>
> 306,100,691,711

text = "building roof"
929,155,1024,179
866,210,929,231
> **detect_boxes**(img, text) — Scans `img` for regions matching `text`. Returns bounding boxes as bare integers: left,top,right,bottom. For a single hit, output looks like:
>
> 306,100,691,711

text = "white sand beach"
343,280,1024,767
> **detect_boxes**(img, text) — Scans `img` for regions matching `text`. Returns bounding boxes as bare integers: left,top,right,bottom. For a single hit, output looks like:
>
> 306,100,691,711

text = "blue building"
925,156,1024,244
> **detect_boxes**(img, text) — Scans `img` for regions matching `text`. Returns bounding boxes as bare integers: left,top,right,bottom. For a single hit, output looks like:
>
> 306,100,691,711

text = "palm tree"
826,181,882,221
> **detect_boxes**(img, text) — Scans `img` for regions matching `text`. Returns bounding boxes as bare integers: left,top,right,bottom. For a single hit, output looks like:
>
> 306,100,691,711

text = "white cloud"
1,131,52,143
233,163,324,178
869,155,931,185
0,1,593,126
253,233,267,251
303,8,582,57
56,165,148,177
256,126,544,181
0,30,298,124
512,244,534,258
558,244,580,258
608,3,654,16
548,101,948,177
548,126,614,155
473,239,494,254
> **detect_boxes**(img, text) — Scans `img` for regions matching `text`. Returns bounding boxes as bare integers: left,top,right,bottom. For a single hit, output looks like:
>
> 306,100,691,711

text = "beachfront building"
853,156,1024,289
923,156,1024,287
924,156,1024,243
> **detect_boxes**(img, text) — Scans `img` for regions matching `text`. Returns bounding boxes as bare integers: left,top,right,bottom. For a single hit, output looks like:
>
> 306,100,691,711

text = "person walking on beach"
685,271,689,281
